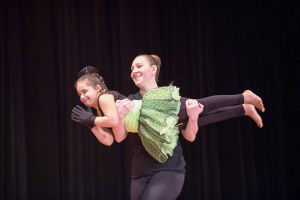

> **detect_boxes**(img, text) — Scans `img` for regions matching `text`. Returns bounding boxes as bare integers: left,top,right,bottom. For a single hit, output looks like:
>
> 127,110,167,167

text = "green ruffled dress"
124,85,181,163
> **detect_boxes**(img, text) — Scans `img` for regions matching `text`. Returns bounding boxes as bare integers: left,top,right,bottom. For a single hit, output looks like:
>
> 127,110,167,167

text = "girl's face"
131,56,156,87
77,80,101,107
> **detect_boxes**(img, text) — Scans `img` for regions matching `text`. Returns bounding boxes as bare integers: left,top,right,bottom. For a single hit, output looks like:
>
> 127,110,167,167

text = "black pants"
131,171,185,200
177,94,245,130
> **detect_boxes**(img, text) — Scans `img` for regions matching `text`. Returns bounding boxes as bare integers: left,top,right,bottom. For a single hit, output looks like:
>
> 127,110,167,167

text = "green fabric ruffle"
124,100,141,133
124,85,181,163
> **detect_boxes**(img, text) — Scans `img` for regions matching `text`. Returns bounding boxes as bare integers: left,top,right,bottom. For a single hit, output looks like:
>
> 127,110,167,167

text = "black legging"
177,94,245,130
131,171,185,200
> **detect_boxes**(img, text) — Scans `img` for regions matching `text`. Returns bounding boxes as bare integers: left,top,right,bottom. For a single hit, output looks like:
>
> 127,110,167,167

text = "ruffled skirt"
125,85,181,163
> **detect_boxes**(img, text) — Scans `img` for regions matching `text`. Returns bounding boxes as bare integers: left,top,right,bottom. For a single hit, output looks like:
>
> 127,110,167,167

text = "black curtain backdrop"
1,0,299,199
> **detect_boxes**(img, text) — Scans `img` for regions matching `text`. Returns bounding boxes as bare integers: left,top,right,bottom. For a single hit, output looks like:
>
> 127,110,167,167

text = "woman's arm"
181,99,204,142
112,117,127,143
91,126,114,146
112,99,135,143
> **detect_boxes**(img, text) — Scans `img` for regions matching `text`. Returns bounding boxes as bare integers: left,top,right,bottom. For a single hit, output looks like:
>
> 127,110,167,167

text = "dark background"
1,0,299,199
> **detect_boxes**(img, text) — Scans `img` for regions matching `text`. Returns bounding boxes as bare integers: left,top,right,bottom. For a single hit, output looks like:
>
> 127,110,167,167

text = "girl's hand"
186,99,204,121
116,99,135,118
71,105,96,125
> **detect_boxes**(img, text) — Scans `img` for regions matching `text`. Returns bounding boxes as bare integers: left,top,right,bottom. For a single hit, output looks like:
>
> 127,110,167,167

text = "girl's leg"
178,105,244,130
178,104,263,131
178,90,264,121
179,94,244,120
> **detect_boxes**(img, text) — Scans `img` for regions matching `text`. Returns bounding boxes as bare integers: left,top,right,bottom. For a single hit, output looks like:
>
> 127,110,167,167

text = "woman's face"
77,80,100,107
131,56,156,87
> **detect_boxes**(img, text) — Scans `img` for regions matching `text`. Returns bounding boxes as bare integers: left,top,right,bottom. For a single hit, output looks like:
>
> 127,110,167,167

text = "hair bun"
150,55,161,67
78,66,99,78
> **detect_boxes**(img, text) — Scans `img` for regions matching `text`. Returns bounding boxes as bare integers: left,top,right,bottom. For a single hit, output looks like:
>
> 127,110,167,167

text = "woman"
111,54,264,200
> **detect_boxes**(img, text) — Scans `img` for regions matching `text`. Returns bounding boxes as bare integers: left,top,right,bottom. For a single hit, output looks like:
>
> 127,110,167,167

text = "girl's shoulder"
99,90,126,102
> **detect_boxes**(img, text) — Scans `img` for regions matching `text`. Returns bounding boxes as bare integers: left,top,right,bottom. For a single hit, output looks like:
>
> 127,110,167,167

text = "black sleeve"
127,92,142,101
101,90,127,101
97,90,126,117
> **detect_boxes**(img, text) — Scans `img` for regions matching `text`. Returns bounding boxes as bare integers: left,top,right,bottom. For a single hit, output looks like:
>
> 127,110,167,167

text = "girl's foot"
243,104,263,128
243,90,265,112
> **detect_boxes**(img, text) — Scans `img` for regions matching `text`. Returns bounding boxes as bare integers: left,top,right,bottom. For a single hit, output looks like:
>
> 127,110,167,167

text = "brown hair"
136,54,161,83
74,73,108,93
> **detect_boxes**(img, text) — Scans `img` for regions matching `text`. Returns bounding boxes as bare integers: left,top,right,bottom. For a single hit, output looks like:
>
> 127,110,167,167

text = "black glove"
71,105,96,125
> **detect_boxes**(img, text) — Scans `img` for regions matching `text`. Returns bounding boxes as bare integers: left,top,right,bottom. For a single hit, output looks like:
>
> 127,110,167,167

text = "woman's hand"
112,99,133,143
116,99,135,119
186,99,204,121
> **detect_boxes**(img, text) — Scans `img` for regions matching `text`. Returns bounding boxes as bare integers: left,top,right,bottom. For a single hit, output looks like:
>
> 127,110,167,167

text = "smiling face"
131,56,157,88
77,80,101,107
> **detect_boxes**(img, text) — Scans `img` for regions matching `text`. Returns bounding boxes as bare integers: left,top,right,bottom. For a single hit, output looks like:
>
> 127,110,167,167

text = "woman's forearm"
181,99,203,142
112,117,128,143
181,118,198,142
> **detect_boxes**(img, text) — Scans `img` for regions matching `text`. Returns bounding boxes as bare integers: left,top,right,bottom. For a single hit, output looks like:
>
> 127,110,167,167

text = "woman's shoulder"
127,92,143,100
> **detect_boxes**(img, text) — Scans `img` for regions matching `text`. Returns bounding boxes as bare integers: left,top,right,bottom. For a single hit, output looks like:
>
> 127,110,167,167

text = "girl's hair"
75,66,108,92
136,54,161,83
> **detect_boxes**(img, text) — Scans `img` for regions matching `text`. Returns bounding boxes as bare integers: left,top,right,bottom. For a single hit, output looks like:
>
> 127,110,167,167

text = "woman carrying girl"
71,55,264,199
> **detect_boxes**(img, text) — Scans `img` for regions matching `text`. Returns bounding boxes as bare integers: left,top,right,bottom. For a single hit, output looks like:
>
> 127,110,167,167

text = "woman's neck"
139,82,158,97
